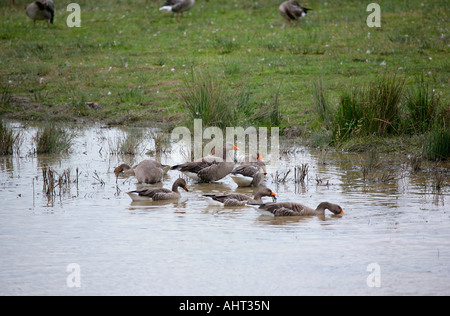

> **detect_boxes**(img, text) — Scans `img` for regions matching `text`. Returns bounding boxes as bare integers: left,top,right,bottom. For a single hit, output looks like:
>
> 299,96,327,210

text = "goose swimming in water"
126,178,189,202
114,160,170,184
171,143,238,183
203,187,277,207
230,153,267,187
257,201,343,216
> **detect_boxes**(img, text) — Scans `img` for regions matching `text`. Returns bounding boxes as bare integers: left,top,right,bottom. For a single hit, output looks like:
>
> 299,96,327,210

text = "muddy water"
0,122,449,296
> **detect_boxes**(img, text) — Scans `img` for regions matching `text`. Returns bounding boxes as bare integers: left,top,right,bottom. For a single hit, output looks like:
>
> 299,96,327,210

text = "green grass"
34,125,74,154
1,0,448,138
0,120,21,155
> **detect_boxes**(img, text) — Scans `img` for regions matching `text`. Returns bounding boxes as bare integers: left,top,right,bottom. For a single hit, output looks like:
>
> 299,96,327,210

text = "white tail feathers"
159,6,173,12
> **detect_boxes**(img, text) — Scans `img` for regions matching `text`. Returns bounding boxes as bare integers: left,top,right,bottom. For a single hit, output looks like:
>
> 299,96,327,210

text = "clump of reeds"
272,169,291,184
424,108,450,161
42,167,56,198
0,121,22,156
404,74,440,134
181,70,252,129
1,84,12,109
432,168,446,191
35,125,73,154
294,163,309,184
312,79,335,128
408,154,423,172
360,149,394,183
333,73,404,142
148,130,171,156
109,129,144,156
42,167,73,204
118,129,143,155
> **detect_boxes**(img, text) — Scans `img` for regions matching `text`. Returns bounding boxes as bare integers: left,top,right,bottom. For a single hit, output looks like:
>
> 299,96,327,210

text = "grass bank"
1,0,448,154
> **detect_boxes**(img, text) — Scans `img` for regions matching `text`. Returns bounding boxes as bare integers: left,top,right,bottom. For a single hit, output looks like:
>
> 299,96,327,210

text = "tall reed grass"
34,125,74,154
425,108,450,161
0,121,22,156
312,79,335,128
327,72,449,160
405,74,440,134
333,73,404,142
181,70,252,129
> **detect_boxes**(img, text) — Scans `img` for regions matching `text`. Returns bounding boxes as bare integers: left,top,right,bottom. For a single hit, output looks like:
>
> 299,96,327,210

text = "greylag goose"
279,1,311,23
159,0,195,16
126,178,189,202
114,160,170,184
203,187,277,207
257,201,343,216
26,1,55,26
171,143,238,183
230,153,267,187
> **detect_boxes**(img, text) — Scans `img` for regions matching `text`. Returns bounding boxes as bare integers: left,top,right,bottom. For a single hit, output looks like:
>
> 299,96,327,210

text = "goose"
114,160,170,184
279,1,311,23
230,153,267,187
26,0,55,26
159,0,195,16
203,187,277,207
171,143,238,183
257,201,343,216
126,178,189,202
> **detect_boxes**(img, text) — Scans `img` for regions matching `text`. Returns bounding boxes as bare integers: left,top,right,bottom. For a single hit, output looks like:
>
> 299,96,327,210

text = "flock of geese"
22,0,311,26
19,1,343,217
115,143,344,217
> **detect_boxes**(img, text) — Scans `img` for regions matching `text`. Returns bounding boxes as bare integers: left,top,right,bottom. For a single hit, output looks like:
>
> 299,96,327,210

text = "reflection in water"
0,121,449,295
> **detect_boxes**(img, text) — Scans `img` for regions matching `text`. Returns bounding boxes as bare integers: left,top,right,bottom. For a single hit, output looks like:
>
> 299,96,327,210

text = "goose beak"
339,210,344,214
233,145,239,151
183,186,189,192
257,155,263,161
271,192,278,201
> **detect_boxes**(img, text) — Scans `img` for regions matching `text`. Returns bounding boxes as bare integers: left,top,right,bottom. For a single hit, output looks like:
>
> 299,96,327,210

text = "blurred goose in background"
126,178,189,202
257,201,343,216
230,153,267,187
26,0,55,26
159,0,195,16
203,187,277,207
171,143,238,183
114,159,170,184
279,1,311,23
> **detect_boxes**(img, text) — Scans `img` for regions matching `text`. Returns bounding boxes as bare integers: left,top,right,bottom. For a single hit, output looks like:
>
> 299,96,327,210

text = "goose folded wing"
232,165,260,177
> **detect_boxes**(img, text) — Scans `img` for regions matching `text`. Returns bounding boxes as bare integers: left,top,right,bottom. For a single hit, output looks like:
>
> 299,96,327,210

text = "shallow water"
0,122,449,296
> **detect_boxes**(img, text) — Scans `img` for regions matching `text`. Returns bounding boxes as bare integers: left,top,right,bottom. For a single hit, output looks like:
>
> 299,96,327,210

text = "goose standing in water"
279,1,311,24
26,0,55,26
126,178,189,202
203,187,277,207
230,153,267,187
159,0,195,17
171,143,238,183
257,201,343,216
114,160,170,184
